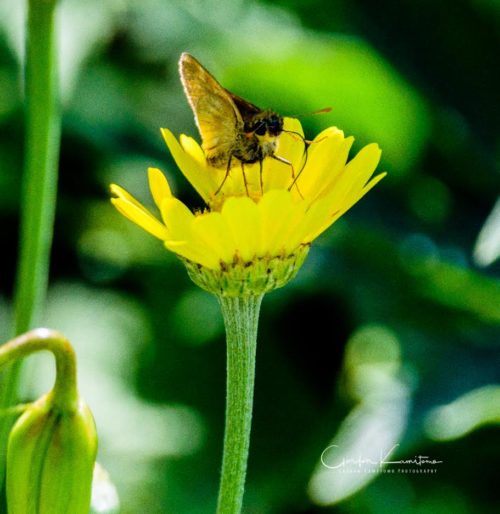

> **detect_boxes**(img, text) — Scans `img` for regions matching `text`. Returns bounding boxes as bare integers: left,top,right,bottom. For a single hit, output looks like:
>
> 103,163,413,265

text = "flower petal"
280,200,308,253
191,212,235,264
164,239,220,269
148,167,172,209
221,196,260,261
161,128,213,203
111,196,169,240
341,143,382,204
300,170,387,242
257,189,308,255
313,125,344,142
160,198,223,268
160,197,194,240
180,134,207,165
258,189,295,255
110,184,149,212
298,135,354,203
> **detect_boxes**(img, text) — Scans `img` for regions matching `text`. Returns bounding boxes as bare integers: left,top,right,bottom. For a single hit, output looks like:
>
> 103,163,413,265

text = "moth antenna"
286,107,332,118
282,129,312,145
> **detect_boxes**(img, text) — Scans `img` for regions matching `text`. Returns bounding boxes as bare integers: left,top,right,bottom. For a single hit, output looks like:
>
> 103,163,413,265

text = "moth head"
245,112,283,138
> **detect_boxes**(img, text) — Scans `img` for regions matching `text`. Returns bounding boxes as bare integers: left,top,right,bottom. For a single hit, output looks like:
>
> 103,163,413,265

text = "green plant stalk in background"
216,295,263,514
0,0,61,486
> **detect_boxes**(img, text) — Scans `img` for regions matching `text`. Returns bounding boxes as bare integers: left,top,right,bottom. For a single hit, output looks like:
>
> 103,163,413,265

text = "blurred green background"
1,0,499,513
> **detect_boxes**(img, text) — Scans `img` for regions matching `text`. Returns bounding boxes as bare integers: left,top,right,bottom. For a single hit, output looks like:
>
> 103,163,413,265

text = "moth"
179,52,288,192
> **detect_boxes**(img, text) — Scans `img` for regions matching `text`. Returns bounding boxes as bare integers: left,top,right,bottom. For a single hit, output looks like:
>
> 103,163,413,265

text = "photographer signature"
321,444,443,469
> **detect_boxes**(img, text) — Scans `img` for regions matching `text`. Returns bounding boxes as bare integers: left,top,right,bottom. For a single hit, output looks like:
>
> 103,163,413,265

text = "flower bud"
7,391,97,514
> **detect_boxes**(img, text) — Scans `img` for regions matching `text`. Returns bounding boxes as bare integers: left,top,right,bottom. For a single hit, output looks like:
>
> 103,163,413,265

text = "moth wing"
226,91,262,123
179,53,242,164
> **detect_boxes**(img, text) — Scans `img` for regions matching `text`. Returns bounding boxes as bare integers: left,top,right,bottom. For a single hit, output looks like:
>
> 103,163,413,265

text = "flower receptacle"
184,245,310,296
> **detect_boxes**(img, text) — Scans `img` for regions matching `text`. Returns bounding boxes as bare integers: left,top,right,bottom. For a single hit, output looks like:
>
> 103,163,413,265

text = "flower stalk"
0,0,61,485
216,295,263,514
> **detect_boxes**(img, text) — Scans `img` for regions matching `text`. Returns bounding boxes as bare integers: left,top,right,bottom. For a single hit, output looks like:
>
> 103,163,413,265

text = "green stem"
0,329,78,413
0,405,30,419
0,0,61,485
16,0,61,333
216,294,263,514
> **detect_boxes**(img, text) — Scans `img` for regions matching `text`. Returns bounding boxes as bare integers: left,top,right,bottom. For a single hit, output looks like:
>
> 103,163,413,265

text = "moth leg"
214,155,233,196
271,154,304,199
271,153,293,172
241,161,250,197
259,159,264,194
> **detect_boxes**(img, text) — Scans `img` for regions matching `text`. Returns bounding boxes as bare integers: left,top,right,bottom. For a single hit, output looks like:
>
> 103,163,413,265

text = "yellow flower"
111,119,385,295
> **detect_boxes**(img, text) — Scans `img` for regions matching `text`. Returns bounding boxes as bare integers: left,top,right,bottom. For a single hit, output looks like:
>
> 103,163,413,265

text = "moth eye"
263,118,278,136
255,124,266,136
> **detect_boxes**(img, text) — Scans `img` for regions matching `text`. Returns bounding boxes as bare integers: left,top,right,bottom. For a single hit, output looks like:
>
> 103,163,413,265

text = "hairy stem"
216,294,263,514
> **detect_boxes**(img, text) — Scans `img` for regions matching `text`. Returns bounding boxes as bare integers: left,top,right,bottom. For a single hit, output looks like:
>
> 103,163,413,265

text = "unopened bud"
7,391,97,514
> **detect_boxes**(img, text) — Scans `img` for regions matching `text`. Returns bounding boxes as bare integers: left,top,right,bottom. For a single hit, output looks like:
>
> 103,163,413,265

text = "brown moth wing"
179,53,242,166
226,90,262,123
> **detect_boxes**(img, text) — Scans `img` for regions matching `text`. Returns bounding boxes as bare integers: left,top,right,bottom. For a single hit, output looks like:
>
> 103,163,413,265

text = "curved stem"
216,294,263,514
0,0,61,485
0,329,78,413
